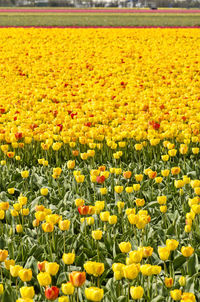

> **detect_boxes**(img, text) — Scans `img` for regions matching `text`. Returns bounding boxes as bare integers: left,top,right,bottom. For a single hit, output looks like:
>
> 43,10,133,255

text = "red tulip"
96,175,105,184
57,124,63,131
45,286,59,300
15,132,23,140
78,206,90,215
69,271,86,287
152,122,160,130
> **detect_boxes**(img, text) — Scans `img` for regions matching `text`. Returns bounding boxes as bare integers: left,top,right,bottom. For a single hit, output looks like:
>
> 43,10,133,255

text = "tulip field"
0,28,200,302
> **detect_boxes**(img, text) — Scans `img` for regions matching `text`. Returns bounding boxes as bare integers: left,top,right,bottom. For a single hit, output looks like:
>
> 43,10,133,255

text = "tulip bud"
179,276,186,287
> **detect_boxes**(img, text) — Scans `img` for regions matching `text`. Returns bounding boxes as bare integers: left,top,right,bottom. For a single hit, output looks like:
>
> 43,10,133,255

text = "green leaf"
117,296,127,302
151,296,165,302
76,252,85,267
56,272,68,285
166,224,175,235
185,276,195,292
174,255,186,270
188,254,199,276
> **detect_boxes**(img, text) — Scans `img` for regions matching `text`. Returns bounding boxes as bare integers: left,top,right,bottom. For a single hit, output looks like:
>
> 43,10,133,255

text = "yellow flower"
148,171,157,179
0,284,3,295
16,224,23,233
21,170,29,178
0,250,8,262
129,250,143,263
179,144,188,155
62,253,75,265
18,195,27,205
95,201,105,214
8,188,15,194
174,180,184,188
157,196,167,205
99,188,107,195
123,171,132,179
179,276,186,287
192,148,199,154
151,265,162,275
108,215,117,225
135,174,143,182
40,188,48,196
130,286,144,300
61,282,75,295
181,246,194,257
166,239,179,251
191,204,200,214
139,246,153,258
37,272,51,287
123,264,140,280
52,142,62,151
112,263,125,273
160,206,167,213
125,187,133,193
75,175,85,183
45,262,59,276
85,287,104,302
128,214,139,225
135,198,145,207
42,222,54,233
58,297,69,302
67,160,75,169
161,155,169,161
59,219,70,231
170,289,182,300
4,259,15,270
119,242,132,253
168,149,177,157
20,286,35,299
113,271,123,280
21,208,29,216
114,186,123,193
171,167,181,175
0,202,9,211
133,184,141,191
0,210,5,220
155,177,163,183
10,265,23,277
181,293,195,301
80,153,88,160
84,261,104,277
194,187,200,195
140,264,153,276
100,211,110,222
46,214,60,224
135,144,143,151
161,169,170,177
117,201,125,211
18,269,32,282
115,168,122,175
158,247,170,261
185,225,191,233
92,230,102,240
75,199,85,207
164,277,173,288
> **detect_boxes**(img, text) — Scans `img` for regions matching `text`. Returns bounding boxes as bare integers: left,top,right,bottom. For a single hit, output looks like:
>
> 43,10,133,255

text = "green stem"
97,241,100,262
64,232,66,254
128,281,130,302
77,288,79,302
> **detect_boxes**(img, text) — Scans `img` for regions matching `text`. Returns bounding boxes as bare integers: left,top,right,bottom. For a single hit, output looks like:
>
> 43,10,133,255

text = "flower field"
0,28,200,302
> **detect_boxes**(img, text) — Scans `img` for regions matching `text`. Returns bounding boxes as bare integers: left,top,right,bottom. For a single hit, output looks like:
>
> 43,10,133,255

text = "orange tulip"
69,271,86,287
